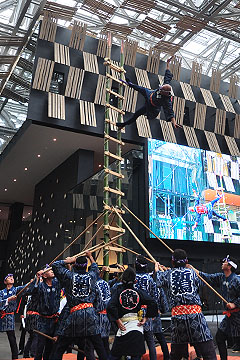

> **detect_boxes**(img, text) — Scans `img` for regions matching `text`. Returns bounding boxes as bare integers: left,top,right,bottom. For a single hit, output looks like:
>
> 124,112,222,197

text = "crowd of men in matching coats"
0,249,240,360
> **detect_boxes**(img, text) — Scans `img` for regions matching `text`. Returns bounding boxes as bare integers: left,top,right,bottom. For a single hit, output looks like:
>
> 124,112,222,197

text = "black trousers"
170,339,217,360
6,330,18,359
34,333,54,360
154,332,170,360
123,106,147,126
18,327,26,351
84,336,110,360
102,337,110,355
216,328,228,360
24,330,38,357
50,334,107,360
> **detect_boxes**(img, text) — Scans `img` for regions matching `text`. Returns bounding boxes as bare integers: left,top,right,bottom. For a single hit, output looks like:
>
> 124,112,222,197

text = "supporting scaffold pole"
103,34,126,278
116,40,124,265
103,32,112,279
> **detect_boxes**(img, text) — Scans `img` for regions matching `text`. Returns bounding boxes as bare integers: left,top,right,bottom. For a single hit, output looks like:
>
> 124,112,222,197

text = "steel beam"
205,38,222,75
216,40,230,70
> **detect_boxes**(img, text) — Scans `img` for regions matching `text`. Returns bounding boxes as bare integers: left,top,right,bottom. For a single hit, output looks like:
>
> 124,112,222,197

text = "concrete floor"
0,322,239,359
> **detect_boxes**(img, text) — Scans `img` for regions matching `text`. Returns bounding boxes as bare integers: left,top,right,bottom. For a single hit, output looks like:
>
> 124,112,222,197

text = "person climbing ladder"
116,57,182,129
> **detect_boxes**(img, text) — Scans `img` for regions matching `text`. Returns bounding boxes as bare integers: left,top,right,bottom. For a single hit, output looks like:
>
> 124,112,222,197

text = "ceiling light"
4,188,7,191
37,154,41,158
53,138,57,141
24,167,28,171
98,164,102,167
28,212,30,215
13,179,16,182
0,210,2,212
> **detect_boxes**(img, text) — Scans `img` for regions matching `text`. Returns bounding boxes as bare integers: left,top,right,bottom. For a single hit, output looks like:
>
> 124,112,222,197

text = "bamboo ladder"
103,33,126,277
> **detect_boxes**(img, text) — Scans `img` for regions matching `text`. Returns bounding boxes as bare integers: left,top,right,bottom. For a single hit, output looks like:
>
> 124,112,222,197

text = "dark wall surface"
3,149,94,283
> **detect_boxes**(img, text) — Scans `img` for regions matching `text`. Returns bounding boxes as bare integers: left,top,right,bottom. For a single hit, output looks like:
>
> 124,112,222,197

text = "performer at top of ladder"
116,57,182,130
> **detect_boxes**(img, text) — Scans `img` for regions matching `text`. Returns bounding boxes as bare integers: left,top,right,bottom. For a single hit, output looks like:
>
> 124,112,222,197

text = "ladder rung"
105,119,124,132
104,151,123,161
104,61,126,73
105,246,126,252
103,225,125,233
106,73,127,86
104,168,125,179
106,88,124,99
104,134,125,145
104,204,125,214
105,118,117,126
104,186,125,196
106,103,125,115
106,267,124,273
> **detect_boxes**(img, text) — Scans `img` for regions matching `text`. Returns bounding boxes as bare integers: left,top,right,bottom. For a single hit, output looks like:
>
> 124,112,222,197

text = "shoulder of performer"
88,262,98,274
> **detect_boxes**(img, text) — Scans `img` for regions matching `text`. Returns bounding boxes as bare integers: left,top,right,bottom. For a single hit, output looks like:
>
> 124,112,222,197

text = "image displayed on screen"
148,139,240,243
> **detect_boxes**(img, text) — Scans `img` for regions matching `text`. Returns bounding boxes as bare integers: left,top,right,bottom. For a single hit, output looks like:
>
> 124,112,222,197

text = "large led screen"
148,139,240,243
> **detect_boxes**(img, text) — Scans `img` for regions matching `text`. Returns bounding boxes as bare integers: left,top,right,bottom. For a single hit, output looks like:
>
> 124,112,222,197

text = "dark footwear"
116,122,125,129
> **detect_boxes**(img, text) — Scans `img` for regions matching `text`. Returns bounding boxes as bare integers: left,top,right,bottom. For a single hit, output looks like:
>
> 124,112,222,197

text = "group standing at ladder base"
0,249,240,360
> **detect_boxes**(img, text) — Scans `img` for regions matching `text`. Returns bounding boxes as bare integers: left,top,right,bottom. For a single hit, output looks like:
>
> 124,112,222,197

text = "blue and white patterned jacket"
156,267,213,344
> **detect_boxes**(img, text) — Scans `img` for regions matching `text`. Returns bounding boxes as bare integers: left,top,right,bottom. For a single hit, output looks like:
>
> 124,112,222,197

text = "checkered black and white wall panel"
28,22,240,156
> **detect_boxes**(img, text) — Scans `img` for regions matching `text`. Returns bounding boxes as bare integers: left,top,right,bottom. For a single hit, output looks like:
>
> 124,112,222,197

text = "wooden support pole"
112,241,154,264
113,208,156,263
33,330,83,353
49,212,105,265
16,278,35,298
113,208,164,272
82,211,114,251
74,236,121,258
122,203,174,253
40,237,122,275
82,223,104,252
189,266,228,304
122,204,228,304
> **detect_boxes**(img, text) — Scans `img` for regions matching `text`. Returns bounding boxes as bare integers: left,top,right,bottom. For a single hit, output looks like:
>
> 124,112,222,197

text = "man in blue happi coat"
116,58,181,130
134,255,159,360
51,250,107,360
84,266,112,360
31,266,61,360
0,273,26,359
196,255,240,360
155,249,217,360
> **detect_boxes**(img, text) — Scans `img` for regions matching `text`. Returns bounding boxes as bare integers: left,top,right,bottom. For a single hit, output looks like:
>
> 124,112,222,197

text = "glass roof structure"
0,0,240,151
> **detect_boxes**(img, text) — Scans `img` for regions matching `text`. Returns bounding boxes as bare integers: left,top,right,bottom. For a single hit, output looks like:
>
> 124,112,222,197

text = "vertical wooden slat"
210,69,221,93
193,102,207,130
190,61,202,87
